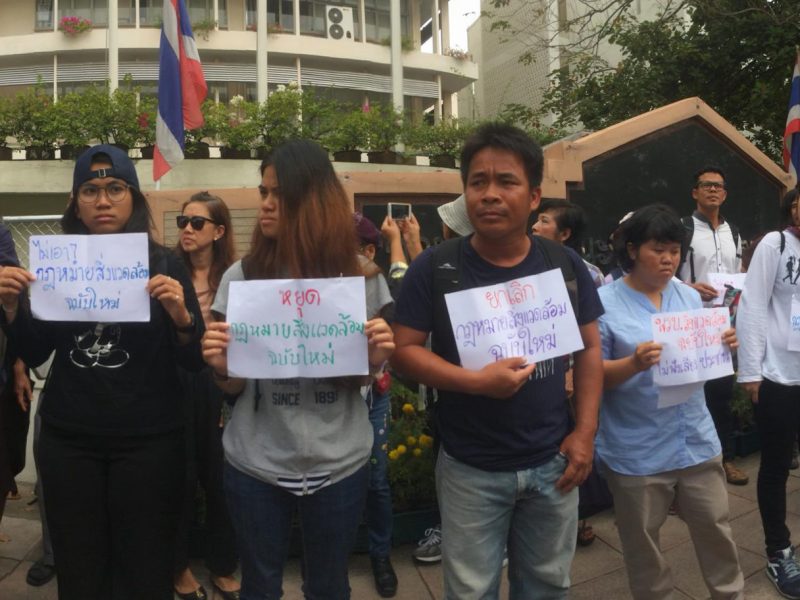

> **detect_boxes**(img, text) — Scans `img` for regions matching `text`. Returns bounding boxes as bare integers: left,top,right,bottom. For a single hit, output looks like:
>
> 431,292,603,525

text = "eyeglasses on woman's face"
176,215,217,231
77,182,130,204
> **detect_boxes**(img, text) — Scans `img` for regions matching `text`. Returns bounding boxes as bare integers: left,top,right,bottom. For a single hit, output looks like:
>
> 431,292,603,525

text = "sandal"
577,520,596,547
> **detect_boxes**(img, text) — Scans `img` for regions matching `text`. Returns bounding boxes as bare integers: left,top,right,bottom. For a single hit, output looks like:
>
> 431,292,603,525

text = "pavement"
0,452,794,599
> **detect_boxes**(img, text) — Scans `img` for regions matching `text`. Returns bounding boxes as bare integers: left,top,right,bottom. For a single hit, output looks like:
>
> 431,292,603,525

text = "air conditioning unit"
326,5,354,41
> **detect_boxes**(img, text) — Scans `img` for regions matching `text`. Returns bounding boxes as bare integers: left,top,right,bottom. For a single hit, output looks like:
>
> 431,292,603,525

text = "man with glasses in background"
679,166,748,486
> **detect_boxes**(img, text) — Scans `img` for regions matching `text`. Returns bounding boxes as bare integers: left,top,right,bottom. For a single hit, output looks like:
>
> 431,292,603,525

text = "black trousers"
703,374,736,461
174,368,238,577
755,378,800,556
39,423,184,600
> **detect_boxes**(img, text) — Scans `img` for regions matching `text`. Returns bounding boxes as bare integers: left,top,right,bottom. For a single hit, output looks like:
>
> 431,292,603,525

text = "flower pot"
25,146,55,160
59,144,90,160
391,507,440,546
139,145,155,159
0,147,12,161
734,429,760,457
333,150,363,163
429,154,456,169
220,147,252,160
185,142,210,159
401,155,419,166
367,150,401,165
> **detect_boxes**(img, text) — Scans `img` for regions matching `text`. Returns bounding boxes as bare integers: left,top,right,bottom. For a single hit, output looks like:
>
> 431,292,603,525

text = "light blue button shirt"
596,278,721,476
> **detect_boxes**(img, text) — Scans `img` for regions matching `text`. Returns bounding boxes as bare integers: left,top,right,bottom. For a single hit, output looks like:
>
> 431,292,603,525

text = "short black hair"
779,188,800,229
460,122,544,188
692,165,726,187
537,199,586,251
614,204,687,271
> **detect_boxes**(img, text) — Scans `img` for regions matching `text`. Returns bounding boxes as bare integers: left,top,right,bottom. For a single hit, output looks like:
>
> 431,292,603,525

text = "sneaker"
767,546,800,599
412,526,441,563
723,460,749,485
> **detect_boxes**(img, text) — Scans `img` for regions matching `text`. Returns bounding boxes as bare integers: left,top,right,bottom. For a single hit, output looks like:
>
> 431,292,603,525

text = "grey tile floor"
0,452,790,599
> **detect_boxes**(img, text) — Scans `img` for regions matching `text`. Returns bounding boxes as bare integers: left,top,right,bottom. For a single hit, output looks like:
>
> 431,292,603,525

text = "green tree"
489,0,800,162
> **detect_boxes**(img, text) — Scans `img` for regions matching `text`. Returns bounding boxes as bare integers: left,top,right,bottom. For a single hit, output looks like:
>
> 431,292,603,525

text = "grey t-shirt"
212,260,372,494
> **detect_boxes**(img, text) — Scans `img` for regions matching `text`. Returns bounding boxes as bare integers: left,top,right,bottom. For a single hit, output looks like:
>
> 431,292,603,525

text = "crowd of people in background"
0,123,797,600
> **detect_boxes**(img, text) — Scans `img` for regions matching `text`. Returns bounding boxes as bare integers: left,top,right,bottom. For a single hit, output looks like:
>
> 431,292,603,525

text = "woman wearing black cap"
0,144,205,600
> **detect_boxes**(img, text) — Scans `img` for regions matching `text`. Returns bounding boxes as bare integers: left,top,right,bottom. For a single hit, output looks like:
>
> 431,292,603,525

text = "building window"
246,0,295,33
36,0,54,29
140,0,163,27
299,0,326,36
59,0,109,27
187,0,228,28
118,0,134,26
364,0,408,44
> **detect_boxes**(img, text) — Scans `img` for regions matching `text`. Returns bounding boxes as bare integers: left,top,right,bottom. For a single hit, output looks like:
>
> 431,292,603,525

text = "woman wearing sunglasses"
0,145,205,600
201,139,395,600
173,193,240,600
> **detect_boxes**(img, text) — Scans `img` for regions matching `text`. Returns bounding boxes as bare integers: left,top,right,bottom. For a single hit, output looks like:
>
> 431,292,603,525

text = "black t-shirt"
393,236,604,472
4,248,205,436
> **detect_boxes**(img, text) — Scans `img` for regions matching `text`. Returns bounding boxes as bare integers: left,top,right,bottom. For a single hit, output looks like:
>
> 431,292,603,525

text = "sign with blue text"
29,233,150,322
445,269,583,370
651,307,733,388
226,277,368,378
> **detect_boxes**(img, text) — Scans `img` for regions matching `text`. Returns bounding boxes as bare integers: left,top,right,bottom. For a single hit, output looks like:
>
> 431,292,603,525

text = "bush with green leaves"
362,103,402,153
405,119,474,159
0,96,13,148
9,86,59,150
322,106,369,153
204,96,260,151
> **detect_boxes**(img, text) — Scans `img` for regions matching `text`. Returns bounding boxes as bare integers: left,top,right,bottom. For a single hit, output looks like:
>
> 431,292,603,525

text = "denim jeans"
224,462,368,600
436,450,577,600
366,389,393,557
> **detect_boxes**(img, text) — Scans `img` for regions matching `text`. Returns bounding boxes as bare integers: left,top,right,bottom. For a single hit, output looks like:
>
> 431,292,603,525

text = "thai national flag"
783,50,800,184
154,0,207,181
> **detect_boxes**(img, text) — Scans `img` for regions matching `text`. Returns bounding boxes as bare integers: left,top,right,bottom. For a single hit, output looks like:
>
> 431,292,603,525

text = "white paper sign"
657,381,705,409
445,269,584,370
226,277,368,379
788,296,800,351
29,233,150,322
651,308,733,388
707,272,747,306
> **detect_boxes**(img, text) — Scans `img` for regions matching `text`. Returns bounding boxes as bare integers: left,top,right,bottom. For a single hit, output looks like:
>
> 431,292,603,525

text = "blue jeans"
436,450,577,600
366,389,393,557
224,462,368,600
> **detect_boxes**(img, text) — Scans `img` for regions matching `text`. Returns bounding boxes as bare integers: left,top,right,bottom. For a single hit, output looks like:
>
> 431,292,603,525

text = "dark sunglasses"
177,215,217,231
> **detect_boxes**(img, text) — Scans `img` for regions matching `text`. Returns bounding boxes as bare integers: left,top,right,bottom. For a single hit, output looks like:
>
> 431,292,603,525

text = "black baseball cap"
72,144,140,196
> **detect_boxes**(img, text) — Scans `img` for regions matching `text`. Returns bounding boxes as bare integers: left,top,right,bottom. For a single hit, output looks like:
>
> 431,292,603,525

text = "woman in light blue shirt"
596,204,743,600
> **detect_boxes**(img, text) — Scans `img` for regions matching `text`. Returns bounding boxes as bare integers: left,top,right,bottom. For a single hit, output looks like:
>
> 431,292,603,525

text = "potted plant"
416,119,473,168
731,382,759,457
386,381,438,544
137,95,158,158
10,86,59,159
252,84,302,157
0,96,14,160
362,103,402,164
192,18,217,41
444,47,472,61
50,91,92,159
58,15,93,36
322,106,367,162
297,89,340,150
205,97,258,159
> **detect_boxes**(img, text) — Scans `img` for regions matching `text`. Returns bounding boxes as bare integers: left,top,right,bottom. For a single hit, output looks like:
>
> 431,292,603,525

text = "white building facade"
0,0,476,121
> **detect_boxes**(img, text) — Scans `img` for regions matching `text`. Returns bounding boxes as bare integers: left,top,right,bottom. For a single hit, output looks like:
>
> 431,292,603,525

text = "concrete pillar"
434,74,442,123
257,0,268,102
53,0,58,31
213,0,219,26
296,56,302,88
390,0,403,114
294,0,300,34
440,0,450,52
53,55,58,102
410,0,420,50
359,0,366,43
432,0,440,54
135,0,140,28
443,91,453,119
109,0,119,92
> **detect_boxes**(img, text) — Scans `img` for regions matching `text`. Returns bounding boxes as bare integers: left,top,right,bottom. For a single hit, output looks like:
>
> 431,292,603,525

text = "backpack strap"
681,216,696,283
532,235,579,320
430,238,463,359
729,221,741,259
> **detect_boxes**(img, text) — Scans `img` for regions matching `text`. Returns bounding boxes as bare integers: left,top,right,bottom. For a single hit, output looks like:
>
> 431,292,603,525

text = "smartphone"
387,202,412,221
